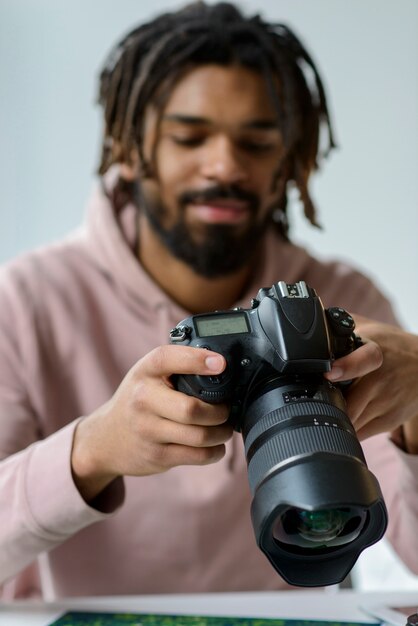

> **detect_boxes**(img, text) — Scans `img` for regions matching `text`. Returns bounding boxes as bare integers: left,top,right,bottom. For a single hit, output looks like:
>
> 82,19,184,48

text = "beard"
139,184,271,279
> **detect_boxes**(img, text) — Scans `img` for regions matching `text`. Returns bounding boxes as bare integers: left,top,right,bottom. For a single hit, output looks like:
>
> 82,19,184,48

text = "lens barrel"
242,376,388,587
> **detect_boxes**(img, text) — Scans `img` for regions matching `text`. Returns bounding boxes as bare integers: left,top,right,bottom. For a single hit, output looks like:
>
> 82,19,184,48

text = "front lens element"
273,506,367,550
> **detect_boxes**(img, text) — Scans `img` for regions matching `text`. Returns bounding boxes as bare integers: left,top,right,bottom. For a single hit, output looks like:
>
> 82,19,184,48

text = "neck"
137,215,256,313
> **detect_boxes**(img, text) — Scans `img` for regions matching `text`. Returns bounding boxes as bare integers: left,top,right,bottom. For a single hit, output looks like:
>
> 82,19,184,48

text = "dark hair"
97,1,336,237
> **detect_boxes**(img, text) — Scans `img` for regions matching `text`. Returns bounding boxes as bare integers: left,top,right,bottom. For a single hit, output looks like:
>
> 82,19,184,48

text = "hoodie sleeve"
363,433,418,575
0,419,125,585
0,266,124,589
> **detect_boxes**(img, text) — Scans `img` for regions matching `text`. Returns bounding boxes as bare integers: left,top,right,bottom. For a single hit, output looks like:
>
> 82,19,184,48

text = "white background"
0,0,417,590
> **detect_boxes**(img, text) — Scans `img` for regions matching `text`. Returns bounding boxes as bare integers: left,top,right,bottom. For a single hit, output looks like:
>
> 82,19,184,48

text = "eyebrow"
162,114,279,131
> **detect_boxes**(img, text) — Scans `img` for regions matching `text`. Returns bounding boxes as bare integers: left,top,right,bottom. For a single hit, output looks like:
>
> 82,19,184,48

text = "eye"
239,139,276,153
170,136,204,147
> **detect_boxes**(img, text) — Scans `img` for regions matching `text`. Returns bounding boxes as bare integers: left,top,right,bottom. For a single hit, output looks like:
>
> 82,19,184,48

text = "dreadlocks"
97,1,336,237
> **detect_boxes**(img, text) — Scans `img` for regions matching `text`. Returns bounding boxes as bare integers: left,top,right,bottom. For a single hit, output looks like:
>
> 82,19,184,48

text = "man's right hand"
71,345,232,503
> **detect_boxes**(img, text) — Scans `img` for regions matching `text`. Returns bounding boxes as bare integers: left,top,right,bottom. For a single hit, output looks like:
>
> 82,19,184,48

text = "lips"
188,198,251,224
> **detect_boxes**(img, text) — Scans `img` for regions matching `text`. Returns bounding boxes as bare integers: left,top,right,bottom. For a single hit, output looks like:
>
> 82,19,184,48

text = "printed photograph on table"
48,612,380,626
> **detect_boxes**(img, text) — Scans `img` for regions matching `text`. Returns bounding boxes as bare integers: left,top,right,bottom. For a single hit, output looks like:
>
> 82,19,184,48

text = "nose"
200,136,248,185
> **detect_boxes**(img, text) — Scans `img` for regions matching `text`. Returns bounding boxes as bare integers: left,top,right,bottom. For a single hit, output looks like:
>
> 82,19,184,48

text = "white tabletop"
1,590,417,626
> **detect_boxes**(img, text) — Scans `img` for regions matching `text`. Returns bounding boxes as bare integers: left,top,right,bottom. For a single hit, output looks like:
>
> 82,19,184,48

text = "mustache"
178,185,259,211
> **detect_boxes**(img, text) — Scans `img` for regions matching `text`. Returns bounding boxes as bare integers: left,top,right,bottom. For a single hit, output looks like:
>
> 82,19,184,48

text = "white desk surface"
0,590,417,626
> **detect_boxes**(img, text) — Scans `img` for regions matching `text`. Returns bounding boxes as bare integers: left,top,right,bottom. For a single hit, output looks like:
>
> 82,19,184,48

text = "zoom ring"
244,401,350,454
247,425,364,494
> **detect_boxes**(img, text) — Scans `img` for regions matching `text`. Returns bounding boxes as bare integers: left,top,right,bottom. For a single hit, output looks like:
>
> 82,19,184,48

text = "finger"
137,345,226,378
155,442,228,469
344,378,375,423
132,380,230,426
324,340,383,382
356,420,381,441
164,388,230,425
346,382,393,433
355,413,395,441
157,419,234,448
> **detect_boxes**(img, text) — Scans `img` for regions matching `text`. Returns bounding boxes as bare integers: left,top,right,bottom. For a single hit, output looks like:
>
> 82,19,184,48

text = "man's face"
140,64,287,277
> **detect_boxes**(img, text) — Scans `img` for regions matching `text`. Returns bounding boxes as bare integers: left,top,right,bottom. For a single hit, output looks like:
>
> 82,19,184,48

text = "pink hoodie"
1,183,417,599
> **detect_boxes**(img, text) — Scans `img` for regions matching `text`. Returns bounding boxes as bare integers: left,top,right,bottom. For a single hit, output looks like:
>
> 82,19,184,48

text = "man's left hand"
324,315,418,452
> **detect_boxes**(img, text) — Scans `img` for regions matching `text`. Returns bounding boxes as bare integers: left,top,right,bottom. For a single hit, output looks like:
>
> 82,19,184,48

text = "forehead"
161,64,279,124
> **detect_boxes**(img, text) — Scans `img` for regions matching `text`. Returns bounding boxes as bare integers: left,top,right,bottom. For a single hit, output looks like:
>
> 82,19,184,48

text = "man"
1,1,418,599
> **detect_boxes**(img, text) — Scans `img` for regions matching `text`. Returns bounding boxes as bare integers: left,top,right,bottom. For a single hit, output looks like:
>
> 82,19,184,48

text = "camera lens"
243,376,365,498
242,375,387,586
272,506,367,549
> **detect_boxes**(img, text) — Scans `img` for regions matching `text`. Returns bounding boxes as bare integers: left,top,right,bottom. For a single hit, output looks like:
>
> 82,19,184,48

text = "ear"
119,140,143,180
119,160,140,181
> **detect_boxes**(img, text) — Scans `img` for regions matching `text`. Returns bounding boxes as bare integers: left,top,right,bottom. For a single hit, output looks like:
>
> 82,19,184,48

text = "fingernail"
327,367,343,381
205,355,224,371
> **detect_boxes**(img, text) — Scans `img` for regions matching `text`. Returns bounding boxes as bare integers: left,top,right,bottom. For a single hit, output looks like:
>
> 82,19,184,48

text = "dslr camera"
170,281,387,587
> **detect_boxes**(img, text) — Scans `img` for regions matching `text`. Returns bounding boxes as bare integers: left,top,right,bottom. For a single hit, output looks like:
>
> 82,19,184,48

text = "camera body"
170,280,358,423
170,281,387,587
